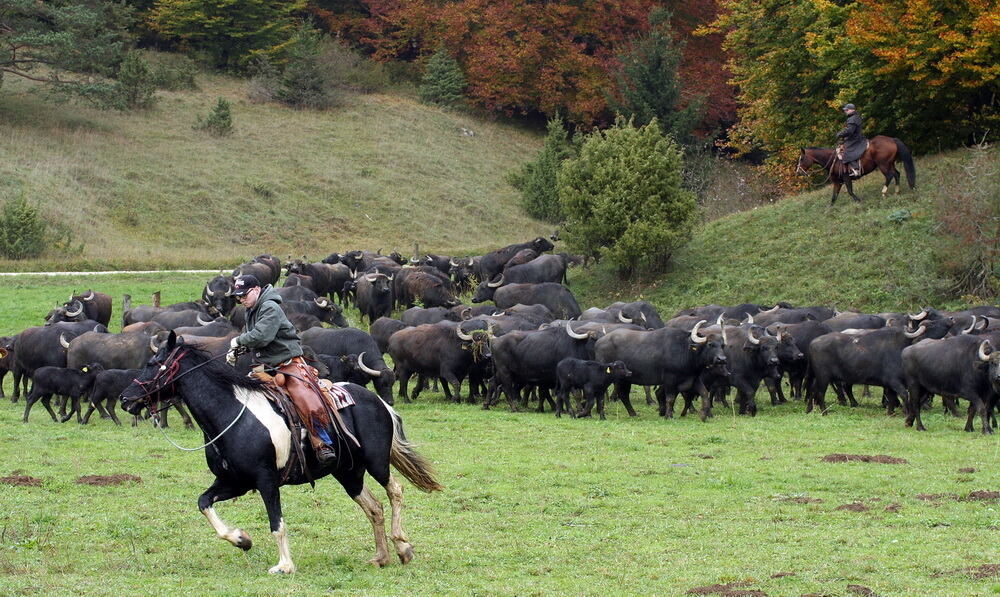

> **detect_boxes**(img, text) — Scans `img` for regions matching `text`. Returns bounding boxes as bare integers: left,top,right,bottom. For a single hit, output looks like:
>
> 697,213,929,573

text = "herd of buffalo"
2,236,1000,434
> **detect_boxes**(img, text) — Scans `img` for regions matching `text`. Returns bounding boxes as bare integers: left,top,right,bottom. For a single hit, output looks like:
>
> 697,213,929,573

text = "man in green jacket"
229,274,337,464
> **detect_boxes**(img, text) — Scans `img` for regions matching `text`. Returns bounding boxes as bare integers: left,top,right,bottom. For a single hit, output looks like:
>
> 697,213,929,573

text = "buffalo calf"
555,358,632,420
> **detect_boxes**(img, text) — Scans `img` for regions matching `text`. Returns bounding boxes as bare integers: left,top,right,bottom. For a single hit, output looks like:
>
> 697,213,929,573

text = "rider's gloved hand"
226,337,240,366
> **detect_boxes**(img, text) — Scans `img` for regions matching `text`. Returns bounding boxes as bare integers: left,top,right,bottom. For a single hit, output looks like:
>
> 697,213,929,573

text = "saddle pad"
317,379,356,410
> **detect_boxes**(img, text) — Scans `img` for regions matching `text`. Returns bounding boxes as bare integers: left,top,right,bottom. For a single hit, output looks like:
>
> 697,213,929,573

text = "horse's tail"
380,400,443,493
894,138,916,189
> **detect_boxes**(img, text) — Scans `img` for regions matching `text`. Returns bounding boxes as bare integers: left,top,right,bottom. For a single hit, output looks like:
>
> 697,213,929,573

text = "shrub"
0,197,46,260
115,52,157,110
274,25,335,109
419,47,466,107
316,39,390,94
194,98,233,136
933,144,999,298
558,118,697,278
508,114,576,223
147,52,200,91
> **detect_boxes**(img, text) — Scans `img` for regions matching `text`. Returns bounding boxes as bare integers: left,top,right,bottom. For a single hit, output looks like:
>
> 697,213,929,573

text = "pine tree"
509,115,576,223
0,197,46,260
419,47,466,107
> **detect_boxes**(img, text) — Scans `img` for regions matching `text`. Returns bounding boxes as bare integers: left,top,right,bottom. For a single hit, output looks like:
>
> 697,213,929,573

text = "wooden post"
152,291,161,308
413,242,420,263
121,294,131,329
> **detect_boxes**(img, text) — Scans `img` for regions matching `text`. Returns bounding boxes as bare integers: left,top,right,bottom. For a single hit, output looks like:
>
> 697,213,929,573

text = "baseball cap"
232,275,262,296
842,103,856,111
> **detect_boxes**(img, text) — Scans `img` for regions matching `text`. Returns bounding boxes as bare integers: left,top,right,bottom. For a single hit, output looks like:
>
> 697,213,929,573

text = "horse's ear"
800,148,804,154
167,331,177,350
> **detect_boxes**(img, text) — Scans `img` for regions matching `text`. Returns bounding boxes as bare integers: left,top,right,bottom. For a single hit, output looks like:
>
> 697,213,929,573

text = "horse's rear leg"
198,480,253,552
354,485,392,567
384,474,415,564
258,482,295,574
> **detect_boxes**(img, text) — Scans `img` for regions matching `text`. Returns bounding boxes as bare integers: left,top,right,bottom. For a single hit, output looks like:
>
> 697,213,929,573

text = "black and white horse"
121,332,442,574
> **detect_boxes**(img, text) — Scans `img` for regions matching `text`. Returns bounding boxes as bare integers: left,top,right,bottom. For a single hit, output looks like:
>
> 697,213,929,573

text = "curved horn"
149,336,159,354
314,297,330,307
744,312,754,324
357,352,382,377
690,320,708,344
979,340,993,362
197,314,213,326
450,259,459,267
83,290,95,301
747,326,761,345
762,304,780,314
64,301,84,318
456,326,475,341
618,311,633,323
716,315,728,345
640,312,647,323
962,315,977,335
386,274,394,282
487,274,505,288
460,307,472,320
909,308,928,321
93,325,103,332
565,320,590,340
903,324,927,339
59,334,70,349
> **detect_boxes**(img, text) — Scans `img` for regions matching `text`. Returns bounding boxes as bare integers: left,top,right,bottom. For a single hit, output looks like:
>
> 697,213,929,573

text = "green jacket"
235,285,303,366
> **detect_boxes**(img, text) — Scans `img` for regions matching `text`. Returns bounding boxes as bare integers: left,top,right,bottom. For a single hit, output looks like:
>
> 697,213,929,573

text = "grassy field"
0,72,549,271
3,275,1000,596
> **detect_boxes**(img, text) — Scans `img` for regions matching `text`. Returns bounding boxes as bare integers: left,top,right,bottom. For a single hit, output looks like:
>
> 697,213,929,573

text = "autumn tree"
149,0,307,70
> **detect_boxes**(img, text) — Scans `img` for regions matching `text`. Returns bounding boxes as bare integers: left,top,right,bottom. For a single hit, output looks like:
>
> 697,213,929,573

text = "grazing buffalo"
484,283,582,319
355,272,394,324
395,271,459,309
299,327,395,404
388,322,493,403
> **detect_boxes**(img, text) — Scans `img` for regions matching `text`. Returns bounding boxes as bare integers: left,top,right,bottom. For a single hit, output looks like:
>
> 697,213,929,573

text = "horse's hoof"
397,544,414,565
233,530,252,551
268,564,295,574
369,555,391,567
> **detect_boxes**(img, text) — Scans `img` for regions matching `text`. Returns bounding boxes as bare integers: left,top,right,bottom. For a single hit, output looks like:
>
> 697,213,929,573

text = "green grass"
3,276,1000,596
0,72,549,271
570,147,997,315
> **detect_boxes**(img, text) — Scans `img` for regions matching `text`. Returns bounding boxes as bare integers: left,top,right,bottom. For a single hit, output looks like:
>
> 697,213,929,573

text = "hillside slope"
0,73,548,270
570,147,996,314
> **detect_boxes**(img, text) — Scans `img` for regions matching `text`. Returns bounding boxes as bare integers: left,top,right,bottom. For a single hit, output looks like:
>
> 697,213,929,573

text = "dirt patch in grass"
770,572,795,578
884,503,902,512
958,467,977,473
835,502,870,512
781,496,823,504
932,564,1000,579
964,490,1000,501
822,454,907,464
847,584,880,596
0,475,42,487
915,493,957,501
687,582,751,595
76,474,142,486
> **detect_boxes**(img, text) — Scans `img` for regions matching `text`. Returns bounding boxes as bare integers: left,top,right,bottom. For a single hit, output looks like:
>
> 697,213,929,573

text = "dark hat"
842,103,856,111
232,275,262,296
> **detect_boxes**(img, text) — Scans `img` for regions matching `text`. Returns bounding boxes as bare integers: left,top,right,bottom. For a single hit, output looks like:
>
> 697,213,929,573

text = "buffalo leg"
397,369,412,403
644,386,654,406
412,375,426,401
23,391,57,423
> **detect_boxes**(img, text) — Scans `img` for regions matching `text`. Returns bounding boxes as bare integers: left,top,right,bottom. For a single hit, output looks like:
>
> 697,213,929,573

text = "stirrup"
316,445,336,463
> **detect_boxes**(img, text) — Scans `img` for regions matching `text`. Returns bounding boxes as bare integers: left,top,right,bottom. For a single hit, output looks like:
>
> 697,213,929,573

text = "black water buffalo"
472,255,568,302
420,254,453,275
315,353,384,389
286,260,353,303
806,320,952,415
370,317,408,354
11,321,107,401
275,285,319,303
299,327,395,404
63,330,157,371
490,322,598,412
709,323,781,417
502,249,538,270
0,337,13,399
554,358,632,419
822,313,886,332
22,365,100,423
233,260,278,286
765,320,834,401
479,237,555,280
582,301,665,329
282,273,315,291
280,297,349,328
172,317,237,338
286,313,325,332
202,275,236,317
355,272,394,324
152,309,217,330
594,321,728,421
396,271,459,309
903,332,1000,434
388,322,493,403
78,367,139,425
63,290,113,327
401,307,462,326
485,283,581,319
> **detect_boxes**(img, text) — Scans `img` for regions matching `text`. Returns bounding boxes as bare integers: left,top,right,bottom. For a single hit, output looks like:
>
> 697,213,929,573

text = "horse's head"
795,148,813,175
121,331,186,415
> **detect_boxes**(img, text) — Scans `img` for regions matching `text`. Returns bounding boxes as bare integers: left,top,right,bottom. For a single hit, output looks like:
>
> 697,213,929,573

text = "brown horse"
796,135,916,204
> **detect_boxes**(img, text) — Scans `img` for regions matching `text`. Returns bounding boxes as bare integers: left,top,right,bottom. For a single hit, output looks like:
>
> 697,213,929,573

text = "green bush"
0,197,46,260
115,52,158,110
147,52,200,91
317,39,390,94
274,25,335,109
508,114,576,223
419,47,466,107
194,98,233,136
558,118,697,277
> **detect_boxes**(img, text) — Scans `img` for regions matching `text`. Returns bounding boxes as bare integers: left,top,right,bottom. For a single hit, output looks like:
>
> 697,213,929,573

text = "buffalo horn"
640,312,647,323
690,320,708,344
747,326,761,345
450,259,459,267
364,274,377,283
64,301,84,318
487,274,505,288
903,324,926,339
716,315,728,345
197,314,213,326
149,336,159,354
387,275,394,282
978,340,993,362
909,308,928,321
456,326,475,341
962,316,977,335
357,352,381,377
83,290,95,301
314,297,330,307
59,334,70,349
460,307,472,320
618,311,633,323
762,304,780,314
744,312,754,324
565,320,590,340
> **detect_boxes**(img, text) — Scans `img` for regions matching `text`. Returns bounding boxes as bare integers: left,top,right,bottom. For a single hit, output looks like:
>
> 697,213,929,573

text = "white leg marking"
882,185,888,195
232,387,291,469
202,507,250,548
269,518,296,574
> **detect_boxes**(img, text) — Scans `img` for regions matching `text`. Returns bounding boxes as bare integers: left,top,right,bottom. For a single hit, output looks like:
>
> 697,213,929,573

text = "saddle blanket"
317,379,356,410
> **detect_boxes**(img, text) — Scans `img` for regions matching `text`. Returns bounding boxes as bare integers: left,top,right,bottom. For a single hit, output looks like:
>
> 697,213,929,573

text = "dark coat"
837,112,867,162
235,285,303,366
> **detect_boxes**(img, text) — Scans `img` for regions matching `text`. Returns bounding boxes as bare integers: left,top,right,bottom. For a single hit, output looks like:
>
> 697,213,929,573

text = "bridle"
797,150,838,185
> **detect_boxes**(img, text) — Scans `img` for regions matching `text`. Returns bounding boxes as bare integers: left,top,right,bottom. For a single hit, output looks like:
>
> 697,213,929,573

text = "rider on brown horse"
228,274,338,464
836,103,867,178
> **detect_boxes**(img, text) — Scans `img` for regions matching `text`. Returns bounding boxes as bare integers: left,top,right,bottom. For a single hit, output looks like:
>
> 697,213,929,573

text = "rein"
131,347,250,452
798,150,839,186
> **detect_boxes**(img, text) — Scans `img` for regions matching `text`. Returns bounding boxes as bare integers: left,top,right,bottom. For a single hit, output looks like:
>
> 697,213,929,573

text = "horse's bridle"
797,151,838,184
129,346,229,415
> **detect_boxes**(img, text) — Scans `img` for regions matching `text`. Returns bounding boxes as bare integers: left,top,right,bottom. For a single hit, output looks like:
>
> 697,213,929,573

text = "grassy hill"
0,73,549,271
570,146,998,314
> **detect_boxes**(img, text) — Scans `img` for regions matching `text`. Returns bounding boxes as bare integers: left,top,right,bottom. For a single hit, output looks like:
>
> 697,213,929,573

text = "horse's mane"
177,345,266,391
